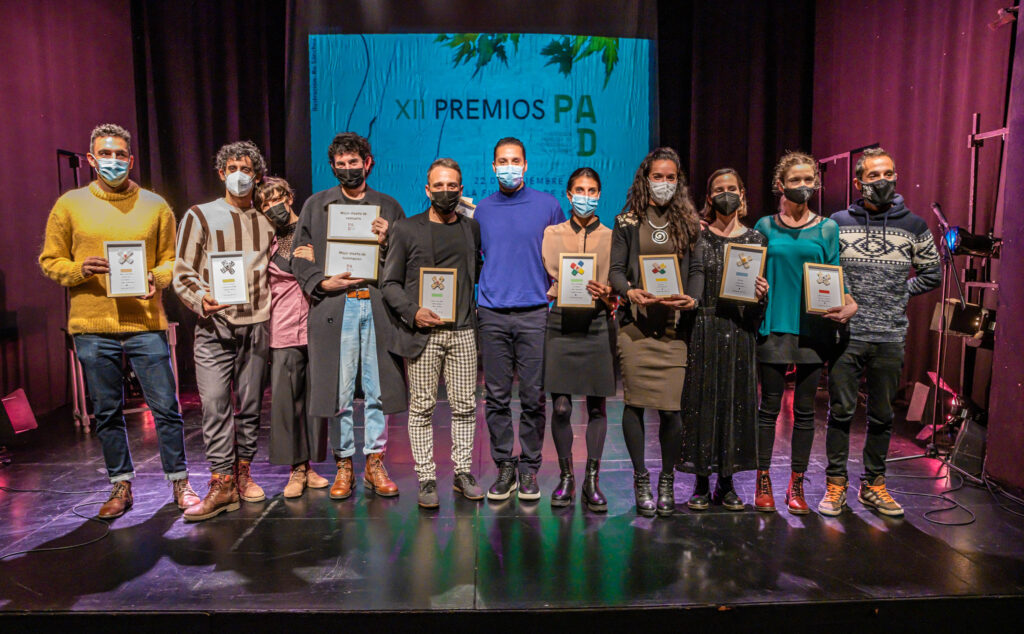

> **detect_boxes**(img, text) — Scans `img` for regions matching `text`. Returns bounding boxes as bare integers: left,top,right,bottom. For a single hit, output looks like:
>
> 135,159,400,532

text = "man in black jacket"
291,132,407,501
381,158,484,509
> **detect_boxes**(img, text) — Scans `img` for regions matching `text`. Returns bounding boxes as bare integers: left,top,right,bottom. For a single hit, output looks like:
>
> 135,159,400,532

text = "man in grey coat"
291,132,407,500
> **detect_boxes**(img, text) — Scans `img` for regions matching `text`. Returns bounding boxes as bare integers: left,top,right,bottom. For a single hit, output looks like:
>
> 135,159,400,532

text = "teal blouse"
754,214,842,338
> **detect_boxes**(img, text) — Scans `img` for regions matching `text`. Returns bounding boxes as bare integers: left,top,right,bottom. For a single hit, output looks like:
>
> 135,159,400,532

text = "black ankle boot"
550,457,575,507
657,471,675,517
633,470,656,517
688,474,710,511
582,458,607,512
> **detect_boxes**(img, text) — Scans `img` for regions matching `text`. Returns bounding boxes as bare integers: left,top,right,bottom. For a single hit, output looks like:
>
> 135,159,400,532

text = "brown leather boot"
330,457,354,499
786,471,810,515
364,452,399,497
98,481,133,519
183,473,240,522
235,459,266,502
754,469,776,512
283,464,308,499
304,462,329,489
172,478,201,510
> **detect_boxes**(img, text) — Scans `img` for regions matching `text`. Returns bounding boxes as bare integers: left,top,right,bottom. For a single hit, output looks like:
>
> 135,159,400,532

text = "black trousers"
757,363,822,473
269,345,326,466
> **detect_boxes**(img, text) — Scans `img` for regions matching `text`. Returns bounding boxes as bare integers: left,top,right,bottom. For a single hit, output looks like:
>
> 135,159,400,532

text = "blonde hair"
772,151,819,193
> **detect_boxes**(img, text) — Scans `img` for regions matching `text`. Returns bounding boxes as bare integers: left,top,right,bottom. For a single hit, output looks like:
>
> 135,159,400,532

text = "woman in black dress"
677,168,768,511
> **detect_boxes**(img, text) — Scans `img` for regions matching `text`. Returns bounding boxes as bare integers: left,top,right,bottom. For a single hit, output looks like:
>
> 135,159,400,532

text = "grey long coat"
291,185,408,417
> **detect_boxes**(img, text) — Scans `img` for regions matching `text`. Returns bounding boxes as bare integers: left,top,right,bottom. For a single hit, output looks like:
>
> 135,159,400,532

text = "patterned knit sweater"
38,181,175,334
832,195,941,342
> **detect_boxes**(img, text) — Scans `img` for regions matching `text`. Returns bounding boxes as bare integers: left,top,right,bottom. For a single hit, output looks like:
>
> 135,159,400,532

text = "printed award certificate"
556,253,597,308
327,204,380,241
104,240,148,297
419,267,458,322
638,254,682,298
325,240,379,281
719,243,766,303
209,251,249,305
804,262,845,314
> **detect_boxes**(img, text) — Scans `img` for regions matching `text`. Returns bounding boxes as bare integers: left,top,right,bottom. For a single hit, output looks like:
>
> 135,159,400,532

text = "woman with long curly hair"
609,147,703,517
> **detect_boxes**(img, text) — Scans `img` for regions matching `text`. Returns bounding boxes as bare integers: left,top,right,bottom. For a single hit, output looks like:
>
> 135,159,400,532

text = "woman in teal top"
753,151,858,516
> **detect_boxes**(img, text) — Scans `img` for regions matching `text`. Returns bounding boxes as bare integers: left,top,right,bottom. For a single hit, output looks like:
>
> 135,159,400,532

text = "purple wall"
812,0,1012,391
985,15,1024,493
0,0,136,413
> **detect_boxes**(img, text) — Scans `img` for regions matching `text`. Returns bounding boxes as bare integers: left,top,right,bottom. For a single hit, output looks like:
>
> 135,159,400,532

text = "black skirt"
543,304,617,396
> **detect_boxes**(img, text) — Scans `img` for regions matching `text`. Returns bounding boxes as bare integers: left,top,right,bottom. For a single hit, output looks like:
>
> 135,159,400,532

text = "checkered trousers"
407,328,478,482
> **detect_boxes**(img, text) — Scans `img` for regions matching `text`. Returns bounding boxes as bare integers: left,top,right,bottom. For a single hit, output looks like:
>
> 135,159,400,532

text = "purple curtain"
812,0,1013,391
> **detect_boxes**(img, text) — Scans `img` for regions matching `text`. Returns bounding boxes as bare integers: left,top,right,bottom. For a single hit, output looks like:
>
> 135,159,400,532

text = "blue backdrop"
309,33,655,224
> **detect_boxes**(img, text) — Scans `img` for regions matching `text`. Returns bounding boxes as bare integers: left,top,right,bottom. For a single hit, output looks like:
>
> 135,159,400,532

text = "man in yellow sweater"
39,123,199,519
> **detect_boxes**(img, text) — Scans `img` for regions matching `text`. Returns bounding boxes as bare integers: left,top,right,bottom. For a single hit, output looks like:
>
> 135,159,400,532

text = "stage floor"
2,382,1023,623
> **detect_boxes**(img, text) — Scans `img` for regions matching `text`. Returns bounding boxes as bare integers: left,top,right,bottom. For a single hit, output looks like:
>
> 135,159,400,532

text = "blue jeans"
74,332,187,483
329,296,386,458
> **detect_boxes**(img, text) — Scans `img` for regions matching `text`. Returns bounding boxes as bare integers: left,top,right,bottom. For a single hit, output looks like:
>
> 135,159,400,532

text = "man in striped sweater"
173,141,276,522
819,147,941,518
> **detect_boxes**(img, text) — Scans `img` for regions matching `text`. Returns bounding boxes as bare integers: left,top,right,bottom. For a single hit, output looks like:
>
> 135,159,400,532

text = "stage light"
943,226,1002,258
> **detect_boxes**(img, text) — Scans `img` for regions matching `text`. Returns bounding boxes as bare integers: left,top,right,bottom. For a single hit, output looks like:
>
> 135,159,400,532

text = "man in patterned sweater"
819,147,941,518
173,141,275,521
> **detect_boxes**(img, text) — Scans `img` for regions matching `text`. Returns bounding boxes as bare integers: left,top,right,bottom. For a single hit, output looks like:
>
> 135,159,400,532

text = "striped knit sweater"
173,198,275,324
832,195,941,342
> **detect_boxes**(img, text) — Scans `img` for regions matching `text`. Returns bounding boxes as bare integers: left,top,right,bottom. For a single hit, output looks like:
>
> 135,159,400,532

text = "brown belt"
347,289,371,299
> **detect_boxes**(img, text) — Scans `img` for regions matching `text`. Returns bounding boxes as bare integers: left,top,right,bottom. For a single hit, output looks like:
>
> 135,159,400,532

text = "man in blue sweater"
476,137,564,501
819,147,941,518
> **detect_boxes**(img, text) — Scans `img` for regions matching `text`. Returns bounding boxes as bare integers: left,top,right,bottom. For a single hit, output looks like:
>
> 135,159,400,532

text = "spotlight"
943,226,1002,258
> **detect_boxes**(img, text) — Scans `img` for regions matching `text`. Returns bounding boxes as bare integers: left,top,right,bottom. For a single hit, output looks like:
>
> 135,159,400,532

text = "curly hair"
327,132,373,176
772,150,819,193
215,140,266,176
700,167,748,220
253,176,294,212
622,147,700,250
89,123,131,154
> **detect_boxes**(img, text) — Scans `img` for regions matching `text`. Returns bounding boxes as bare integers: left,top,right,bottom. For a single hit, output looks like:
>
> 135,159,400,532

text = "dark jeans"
479,305,547,473
74,332,187,483
827,339,904,481
757,363,822,473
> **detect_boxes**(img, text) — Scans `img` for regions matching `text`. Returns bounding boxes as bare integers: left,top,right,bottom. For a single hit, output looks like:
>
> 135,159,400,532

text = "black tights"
621,405,682,473
550,394,607,461
757,363,823,473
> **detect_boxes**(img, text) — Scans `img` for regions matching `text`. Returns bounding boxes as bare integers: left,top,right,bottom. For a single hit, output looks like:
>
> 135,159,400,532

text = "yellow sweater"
39,181,176,334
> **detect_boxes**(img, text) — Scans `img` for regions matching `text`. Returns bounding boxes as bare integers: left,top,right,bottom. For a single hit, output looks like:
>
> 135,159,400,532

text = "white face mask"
225,171,255,197
649,180,677,205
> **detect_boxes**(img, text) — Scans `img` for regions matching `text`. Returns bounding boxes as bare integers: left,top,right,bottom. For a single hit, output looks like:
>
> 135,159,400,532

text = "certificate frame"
209,251,249,305
556,252,597,308
104,240,148,298
638,254,683,298
718,243,767,303
803,262,846,314
325,240,380,281
418,267,458,323
327,203,380,241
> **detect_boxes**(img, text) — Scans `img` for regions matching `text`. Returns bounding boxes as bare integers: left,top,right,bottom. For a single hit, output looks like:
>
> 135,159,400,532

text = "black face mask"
430,190,461,215
334,167,365,189
860,178,896,208
264,202,291,228
783,185,815,204
711,192,742,215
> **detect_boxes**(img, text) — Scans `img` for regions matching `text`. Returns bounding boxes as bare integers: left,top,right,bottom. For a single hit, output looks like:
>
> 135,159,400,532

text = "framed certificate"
419,267,458,322
556,253,596,308
325,240,379,281
209,251,249,305
104,240,148,297
327,204,380,241
804,262,845,314
638,254,682,298
719,243,767,303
